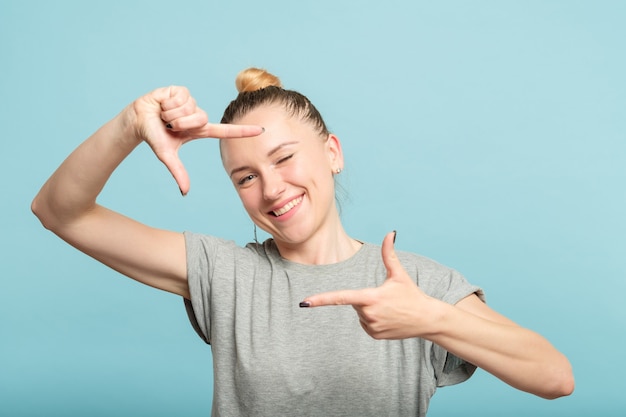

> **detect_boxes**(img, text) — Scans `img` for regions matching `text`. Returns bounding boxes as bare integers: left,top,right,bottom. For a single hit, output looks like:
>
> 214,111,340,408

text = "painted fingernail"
166,123,173,129
261,127,265,132
179,187,186,197
393,230,397,243
299,301,311,308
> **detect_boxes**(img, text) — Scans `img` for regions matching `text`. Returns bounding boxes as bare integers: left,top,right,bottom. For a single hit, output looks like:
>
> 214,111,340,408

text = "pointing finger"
165,116,263,139
300,288,372,308
201,122,265,139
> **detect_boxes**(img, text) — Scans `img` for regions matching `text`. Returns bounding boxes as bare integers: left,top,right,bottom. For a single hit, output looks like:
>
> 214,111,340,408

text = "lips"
271,195,303,217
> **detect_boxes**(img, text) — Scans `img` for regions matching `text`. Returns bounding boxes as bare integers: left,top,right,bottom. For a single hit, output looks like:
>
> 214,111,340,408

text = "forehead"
220,105,319,166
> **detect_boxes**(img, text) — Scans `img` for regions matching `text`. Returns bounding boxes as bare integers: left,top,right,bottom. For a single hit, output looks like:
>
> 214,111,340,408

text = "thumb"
381,230,401,279
159,151,190,196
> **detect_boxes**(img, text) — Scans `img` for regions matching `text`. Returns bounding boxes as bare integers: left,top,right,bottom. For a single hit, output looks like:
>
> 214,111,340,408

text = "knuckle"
336,295,348,305
199,110,209,125
167,88,189,108
362,288,380,304
170,85,188,95
170,95,185,108
359,309,382,328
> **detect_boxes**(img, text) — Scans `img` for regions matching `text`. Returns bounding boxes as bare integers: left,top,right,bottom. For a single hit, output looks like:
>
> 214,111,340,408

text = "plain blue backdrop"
1,1,624,416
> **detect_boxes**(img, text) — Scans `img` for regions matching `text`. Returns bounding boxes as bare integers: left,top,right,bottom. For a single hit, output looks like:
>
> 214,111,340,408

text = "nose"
262,169,285,201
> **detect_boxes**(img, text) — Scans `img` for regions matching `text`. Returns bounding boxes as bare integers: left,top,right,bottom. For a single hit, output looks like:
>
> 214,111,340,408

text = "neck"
273,222,362,265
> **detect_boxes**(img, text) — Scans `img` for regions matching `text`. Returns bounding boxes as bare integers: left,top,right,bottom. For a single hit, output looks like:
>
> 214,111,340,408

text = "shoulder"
363,242,476,299
361,241,453,275
394,249,482,304
183,232,281,263
396,249,454,277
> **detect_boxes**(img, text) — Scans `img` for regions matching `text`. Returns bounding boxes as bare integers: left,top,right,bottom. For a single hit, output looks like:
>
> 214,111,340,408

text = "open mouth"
271,196,303,217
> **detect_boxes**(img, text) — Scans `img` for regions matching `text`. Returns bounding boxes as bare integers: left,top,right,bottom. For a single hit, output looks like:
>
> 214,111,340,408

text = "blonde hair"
221,67,329,136
235,67,282,93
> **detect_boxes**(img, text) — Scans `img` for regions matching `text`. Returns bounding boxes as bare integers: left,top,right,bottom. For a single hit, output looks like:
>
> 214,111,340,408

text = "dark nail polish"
393,230,397,243
179,187,186,197
261,127,265,132
299,301,311,308
166,123,173,129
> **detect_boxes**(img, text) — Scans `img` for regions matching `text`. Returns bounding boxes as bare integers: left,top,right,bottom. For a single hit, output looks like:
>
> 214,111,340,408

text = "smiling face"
220,104,343,247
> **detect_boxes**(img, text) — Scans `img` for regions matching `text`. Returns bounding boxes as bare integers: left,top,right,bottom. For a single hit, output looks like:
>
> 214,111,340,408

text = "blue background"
1,1,624,416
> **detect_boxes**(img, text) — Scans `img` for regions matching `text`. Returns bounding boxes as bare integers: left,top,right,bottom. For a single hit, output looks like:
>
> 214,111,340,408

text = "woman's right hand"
32,86,262,298
129,86,263,195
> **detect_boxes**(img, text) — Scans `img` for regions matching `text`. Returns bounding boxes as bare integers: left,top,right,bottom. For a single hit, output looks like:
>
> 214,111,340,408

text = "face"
220,104,343,246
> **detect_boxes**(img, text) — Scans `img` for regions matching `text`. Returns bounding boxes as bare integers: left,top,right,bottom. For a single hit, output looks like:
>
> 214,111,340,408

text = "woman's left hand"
300,231,441,340
302,233,575,398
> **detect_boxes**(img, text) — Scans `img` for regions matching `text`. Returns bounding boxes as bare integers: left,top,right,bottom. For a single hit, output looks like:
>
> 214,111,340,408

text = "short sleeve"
182,231,223,345
430,269,485,387
182,232,264,345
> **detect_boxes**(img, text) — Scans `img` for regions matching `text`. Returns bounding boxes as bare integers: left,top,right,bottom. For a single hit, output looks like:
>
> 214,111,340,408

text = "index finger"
300,289,370,308
200,122,264,139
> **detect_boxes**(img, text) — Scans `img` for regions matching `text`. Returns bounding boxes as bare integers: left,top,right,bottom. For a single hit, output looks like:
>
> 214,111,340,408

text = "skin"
31,86,262,299
32,86,574,401
221,104,361,264
303,232,574,398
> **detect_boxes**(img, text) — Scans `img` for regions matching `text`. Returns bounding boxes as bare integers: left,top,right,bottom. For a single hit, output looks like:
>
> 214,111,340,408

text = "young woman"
32,68,574,416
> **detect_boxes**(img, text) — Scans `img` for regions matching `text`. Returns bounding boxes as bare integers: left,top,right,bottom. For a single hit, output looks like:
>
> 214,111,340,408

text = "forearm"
428,300,574,399
29,87,244,298
32,106,140,229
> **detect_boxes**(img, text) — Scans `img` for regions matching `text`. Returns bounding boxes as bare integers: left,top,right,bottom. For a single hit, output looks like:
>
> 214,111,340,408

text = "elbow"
546,374,575,399
540,361,575,399
31,195,50,230
32,190,93,233
31,193,57,231
512,353,575,399
31,195,46,226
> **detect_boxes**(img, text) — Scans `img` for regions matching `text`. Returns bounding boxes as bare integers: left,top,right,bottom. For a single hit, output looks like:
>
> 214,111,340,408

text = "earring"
335,168,342,174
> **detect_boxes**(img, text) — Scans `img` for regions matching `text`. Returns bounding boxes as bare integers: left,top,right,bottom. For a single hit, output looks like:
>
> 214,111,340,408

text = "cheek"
238,190,257,212
295,150,331,181
306,153,334,181
300,165,335,198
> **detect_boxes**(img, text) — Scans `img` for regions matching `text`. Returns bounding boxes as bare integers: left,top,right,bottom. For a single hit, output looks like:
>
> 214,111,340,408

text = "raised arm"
31,86,263,298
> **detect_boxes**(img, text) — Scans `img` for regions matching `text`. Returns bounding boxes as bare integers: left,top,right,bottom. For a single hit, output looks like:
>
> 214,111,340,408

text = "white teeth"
273,196,303,217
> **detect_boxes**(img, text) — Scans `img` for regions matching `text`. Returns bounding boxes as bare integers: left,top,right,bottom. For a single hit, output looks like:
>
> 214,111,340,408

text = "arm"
435,293,574,399
31,86,263,298
300,232,575,399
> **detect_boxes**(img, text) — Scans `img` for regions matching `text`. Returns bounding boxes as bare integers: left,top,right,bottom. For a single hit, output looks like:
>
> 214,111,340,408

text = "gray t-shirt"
184,232,483,417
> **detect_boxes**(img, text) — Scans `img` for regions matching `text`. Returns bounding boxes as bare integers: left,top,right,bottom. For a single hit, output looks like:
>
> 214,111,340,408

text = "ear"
325,134,344,172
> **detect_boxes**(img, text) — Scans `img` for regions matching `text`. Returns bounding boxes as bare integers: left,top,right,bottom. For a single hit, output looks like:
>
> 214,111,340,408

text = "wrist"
116,103,143,148
420,296,454,340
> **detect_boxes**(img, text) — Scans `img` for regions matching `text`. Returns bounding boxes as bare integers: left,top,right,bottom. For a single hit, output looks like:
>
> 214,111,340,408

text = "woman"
32,68,574,416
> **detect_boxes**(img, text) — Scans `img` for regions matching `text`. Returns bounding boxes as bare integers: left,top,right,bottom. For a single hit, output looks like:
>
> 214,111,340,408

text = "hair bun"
235,67,282,93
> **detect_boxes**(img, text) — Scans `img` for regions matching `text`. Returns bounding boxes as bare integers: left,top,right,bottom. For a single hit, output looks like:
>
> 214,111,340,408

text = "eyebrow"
229,141,300,178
